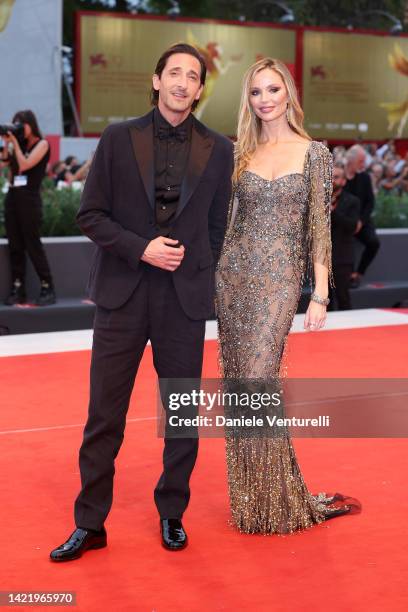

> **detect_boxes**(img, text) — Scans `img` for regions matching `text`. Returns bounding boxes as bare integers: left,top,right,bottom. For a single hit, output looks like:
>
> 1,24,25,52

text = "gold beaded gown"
215,141,360,534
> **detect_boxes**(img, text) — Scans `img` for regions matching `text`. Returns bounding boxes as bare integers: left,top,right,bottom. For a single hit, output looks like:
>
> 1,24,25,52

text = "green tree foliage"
63,1,136,47
64,0,407,47
292,0,405,28
139,0,406,28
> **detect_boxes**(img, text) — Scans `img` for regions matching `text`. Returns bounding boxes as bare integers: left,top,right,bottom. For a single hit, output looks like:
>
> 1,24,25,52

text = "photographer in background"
0,110,56,306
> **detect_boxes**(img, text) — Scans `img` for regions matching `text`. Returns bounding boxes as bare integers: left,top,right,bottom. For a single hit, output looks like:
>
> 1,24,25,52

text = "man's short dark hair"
150,43,207,112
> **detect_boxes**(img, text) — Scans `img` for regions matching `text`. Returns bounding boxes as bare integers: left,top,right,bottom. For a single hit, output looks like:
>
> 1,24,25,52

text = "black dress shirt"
153,108,192,236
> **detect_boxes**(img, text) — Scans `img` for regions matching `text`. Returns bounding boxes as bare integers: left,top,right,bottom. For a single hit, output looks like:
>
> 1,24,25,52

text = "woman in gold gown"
215,58,360,535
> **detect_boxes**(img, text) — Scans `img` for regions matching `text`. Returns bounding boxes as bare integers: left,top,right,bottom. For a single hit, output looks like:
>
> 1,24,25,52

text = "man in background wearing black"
329,163,361,310
344,144,380,288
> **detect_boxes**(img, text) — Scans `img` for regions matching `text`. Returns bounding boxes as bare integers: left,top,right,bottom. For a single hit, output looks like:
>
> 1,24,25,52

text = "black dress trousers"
74,263,206,531
4,188,53,284
329,264,353,310
354,219,381,276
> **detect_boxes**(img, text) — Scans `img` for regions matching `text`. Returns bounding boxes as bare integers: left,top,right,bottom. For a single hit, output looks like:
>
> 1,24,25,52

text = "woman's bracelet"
310,292,330,306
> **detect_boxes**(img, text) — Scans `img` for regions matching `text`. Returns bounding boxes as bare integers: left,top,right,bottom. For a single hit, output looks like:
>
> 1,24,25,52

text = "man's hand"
141,236,185,271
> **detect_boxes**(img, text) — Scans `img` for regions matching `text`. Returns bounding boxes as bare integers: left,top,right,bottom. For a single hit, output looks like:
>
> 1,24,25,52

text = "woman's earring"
286,103,290,123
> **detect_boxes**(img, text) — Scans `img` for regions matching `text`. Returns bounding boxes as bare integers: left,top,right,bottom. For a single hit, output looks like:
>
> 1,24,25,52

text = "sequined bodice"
237,171,309,226
222,170,310,282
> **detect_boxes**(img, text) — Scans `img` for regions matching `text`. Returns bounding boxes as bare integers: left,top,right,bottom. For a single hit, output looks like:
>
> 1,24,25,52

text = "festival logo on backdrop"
89,53,108,69
380,44,408,137
310,65,327,79
0,0,15,33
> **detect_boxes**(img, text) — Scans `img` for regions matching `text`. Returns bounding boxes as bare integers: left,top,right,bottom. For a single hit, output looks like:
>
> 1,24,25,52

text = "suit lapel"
129,111,155,209
176,119,215,219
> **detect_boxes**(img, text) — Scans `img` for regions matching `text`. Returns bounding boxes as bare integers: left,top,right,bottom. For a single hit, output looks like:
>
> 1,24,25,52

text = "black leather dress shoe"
35,282,56,306
349,275,361,289
160,519,188,551
4,280,26,306
49,527,107,562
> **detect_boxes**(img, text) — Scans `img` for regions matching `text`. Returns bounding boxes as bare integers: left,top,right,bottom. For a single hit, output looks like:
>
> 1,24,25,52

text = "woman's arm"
71,158,92,182
380,176,403,191
304,142,333,331
5,133,48,173
304,263,328,331
312,261,329,298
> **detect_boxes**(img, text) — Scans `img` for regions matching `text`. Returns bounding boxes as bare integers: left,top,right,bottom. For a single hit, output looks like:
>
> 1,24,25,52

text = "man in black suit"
329,163,361,310
344,144,380,288
50,43,233,561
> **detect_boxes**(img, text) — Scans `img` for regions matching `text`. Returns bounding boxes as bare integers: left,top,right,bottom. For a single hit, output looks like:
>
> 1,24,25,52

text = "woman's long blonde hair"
233,57,310,184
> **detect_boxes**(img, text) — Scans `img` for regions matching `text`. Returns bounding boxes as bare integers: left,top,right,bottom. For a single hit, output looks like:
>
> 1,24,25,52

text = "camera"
0,122,25,146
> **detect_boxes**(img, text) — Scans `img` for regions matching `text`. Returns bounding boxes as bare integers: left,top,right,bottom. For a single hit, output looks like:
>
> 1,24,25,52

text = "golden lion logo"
0,0,15,33
380,44,408,136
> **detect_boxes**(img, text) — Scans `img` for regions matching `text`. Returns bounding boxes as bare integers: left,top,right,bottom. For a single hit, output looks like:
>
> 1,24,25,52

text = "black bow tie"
158,125,188,143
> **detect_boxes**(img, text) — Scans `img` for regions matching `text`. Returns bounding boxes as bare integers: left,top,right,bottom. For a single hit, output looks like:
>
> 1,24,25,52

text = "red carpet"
1,325,408,611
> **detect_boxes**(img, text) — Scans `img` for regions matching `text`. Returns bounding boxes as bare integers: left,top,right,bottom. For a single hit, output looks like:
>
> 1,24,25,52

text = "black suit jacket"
344,171,374,225
331,190,361,266
77,110,234,319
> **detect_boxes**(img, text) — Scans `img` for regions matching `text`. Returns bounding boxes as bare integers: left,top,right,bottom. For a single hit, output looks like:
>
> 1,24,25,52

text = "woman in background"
1,109,55,306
